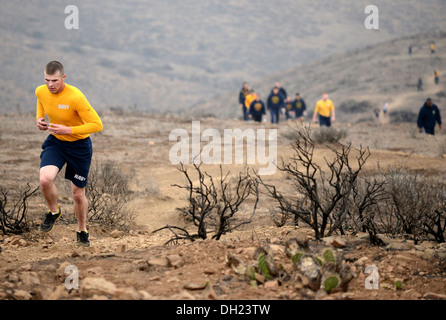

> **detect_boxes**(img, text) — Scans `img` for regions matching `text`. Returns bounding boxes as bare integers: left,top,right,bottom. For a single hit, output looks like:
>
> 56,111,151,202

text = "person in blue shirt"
292,93,307,122
249,94,266,122
267,87,284,124
284,99,294,120
417,98,442,135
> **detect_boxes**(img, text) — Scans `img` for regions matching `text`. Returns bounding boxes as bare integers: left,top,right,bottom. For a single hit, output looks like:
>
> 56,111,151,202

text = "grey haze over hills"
0,0,445,115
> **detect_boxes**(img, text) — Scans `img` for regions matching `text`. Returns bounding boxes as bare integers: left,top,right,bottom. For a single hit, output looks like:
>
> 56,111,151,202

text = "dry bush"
257,124,370,240
311,126,347,144
0,182,39,235
154,163,259,244
86,160,135,230
379,167,446,243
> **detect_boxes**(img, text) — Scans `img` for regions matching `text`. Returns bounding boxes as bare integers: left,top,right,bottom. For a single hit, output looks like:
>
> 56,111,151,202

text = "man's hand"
36,117,48,131
48,123,71,135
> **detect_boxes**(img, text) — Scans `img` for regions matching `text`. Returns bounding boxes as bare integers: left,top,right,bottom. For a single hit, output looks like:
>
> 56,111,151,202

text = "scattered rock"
47,285,70,300
225,254,247,275
56,262,72,281
295,255,321,291
184,280,209,291
166,254,184,268
264,280,279,288
19,272,40,291
18,263,32,272
147,257,170,267
171,290,196,300
116,244,126,254
423,292,446,300
80,277,117,298
110,230,124,238
138,290,153,300
114,287,141,300
201,283,218,300
12,289,32,300
86,266,104,276
323,236,347,248
386,241,415,251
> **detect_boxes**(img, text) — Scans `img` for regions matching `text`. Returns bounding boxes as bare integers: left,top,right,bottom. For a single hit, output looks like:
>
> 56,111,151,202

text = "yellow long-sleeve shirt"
36,84,103,141
244,93,256,110
315,99,335,118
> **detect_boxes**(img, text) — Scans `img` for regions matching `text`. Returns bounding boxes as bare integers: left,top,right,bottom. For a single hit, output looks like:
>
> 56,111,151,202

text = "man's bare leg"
40,165,60,212
72,183,88,231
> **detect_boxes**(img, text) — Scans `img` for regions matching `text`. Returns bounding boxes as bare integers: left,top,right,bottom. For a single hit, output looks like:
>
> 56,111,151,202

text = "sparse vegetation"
0,182,39,235
86,160,136,229
153,163,259,244
257,124,370,240
311,126,348,144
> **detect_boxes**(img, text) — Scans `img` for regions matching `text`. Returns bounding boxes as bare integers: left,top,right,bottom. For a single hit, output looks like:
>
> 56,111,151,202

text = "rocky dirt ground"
0,112,445,301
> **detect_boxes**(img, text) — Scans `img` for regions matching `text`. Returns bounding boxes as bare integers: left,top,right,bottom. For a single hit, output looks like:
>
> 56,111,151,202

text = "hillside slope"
1,1,445,114
189,30,446,122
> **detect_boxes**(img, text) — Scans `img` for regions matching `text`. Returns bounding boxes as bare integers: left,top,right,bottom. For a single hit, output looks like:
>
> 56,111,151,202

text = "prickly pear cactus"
324,275,340,292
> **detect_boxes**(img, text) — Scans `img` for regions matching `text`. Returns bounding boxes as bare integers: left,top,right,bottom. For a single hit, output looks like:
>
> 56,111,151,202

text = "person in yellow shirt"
244,90,256,119
434,69,440,85
36,61,103,247
312,92,335,127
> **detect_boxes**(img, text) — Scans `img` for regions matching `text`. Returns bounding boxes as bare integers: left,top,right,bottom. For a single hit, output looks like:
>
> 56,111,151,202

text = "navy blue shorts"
319,115,331,127
40,135,92,188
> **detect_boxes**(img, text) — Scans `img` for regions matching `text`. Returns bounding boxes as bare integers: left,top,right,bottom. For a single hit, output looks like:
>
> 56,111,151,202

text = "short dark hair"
45,61,64,76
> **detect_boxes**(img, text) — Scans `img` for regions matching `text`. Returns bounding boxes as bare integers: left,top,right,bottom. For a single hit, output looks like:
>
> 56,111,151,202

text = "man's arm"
313,102,319,123
435,106,442,130
71,96,103,135
36,99,48,131
417,109,424,132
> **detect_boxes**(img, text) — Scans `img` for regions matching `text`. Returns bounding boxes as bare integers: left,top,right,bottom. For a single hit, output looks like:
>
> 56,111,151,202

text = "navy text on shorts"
40,134,92,188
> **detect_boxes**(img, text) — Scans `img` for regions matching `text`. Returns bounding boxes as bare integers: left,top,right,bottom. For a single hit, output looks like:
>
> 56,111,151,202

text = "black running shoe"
77,230,90,247
40,208,62,233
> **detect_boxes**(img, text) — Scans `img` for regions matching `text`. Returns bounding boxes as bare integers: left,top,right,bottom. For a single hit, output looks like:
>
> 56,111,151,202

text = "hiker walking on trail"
417,98,442,135
292,93,307,122
417,77,423,92
36,61,103,247
267,86,285,124
244,89,256,120
382,102,388,115
434,70,440,85
313,92,335,127
430,42,436,54
284,99,294,120
239,82,250,121
249,93,266,123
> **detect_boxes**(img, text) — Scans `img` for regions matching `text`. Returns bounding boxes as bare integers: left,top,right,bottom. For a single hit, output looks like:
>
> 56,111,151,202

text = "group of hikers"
410,41,441,91
239,81,335,126
409,41,443,135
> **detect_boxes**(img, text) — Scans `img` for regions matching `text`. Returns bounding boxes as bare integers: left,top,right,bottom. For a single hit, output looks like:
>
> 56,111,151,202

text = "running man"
312,92,335,127
36,61,103,247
